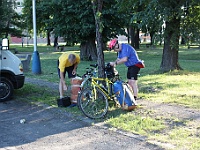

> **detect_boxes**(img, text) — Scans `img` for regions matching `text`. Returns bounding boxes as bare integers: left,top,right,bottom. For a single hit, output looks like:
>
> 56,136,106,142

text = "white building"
14,0,23,15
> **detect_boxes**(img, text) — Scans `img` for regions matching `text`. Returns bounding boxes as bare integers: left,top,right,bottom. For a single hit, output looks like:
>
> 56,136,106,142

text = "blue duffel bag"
113,81,137,111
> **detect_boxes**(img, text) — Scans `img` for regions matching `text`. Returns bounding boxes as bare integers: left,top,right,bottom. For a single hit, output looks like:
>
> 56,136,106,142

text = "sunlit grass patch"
139,72,200,109
106,113,166,136
14,84,58,106
149,123,200,150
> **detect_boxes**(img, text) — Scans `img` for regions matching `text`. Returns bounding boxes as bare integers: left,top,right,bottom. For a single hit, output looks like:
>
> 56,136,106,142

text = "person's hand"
72,70,76,75
109,62,115,66
62,82,67,91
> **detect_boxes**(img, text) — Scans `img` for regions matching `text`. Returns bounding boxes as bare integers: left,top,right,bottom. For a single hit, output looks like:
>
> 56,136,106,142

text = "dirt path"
137,100,200,121
1,99,161,150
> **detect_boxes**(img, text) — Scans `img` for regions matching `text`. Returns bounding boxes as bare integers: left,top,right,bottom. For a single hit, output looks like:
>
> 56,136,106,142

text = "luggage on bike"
70,77,83,104
113,81,137,111
57,96,71,107
105,63,118,79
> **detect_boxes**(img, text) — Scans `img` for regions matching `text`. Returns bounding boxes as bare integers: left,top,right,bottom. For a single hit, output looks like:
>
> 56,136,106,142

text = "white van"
0,38,25,102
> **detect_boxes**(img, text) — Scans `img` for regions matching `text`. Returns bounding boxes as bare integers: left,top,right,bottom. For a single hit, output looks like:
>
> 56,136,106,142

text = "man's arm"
60,71,67,90
115,57,128,65
72,63,78,75
110,57,128,66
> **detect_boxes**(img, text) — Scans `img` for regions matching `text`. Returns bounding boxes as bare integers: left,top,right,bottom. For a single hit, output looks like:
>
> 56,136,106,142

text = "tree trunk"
160,17,182,72
47,30,51,46
134,27,140,49
92,0,104,78
129,26,139,49
80,38,97,61
127,28,130,44
129,26,135,47
150,31,155,45
53,36,58,47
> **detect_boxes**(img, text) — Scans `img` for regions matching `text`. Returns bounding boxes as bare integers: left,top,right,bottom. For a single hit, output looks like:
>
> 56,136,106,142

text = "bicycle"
77,63,120,119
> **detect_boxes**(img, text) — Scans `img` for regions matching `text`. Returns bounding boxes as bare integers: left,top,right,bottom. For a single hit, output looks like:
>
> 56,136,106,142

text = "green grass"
12,44,200,150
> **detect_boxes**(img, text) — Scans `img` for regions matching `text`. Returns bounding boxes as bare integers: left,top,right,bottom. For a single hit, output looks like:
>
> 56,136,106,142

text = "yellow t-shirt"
58,52,80,72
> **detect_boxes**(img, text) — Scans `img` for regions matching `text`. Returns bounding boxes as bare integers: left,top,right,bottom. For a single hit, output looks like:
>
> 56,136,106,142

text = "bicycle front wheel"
77,87,109,119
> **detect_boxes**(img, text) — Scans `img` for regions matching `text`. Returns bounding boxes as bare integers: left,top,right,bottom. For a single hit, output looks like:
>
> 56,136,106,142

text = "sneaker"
68,103,77,107
134,96,137,100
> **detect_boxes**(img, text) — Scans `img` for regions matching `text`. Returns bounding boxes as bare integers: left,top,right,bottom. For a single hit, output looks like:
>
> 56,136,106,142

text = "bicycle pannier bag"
57,96,71,107
70,77,83,104
105,63,115,78
113,81,137,111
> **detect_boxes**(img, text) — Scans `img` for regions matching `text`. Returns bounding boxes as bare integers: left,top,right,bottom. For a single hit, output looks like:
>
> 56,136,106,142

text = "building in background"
15,0,23,14
11,0,24,44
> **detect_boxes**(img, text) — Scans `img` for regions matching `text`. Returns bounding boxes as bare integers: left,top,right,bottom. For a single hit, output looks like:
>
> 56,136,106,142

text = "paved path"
0,99,161,150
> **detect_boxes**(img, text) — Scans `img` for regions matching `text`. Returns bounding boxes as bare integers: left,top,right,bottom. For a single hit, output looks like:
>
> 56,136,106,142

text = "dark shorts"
127,65,140,80
57,60,76,78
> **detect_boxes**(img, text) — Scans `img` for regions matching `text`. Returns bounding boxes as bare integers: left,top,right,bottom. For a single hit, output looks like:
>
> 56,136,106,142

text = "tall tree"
135,0,200,72
0,0,23,38
91,0,105,77
43,0,126,60
159,0,186,71
117,0,145,49
181,1,200,45
23,0,54,45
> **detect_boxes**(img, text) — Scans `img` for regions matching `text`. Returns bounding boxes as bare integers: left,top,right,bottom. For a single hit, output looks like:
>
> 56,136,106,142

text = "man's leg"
59,79,64,98
128,79,138,98
58,60,67,99
127,65,140,100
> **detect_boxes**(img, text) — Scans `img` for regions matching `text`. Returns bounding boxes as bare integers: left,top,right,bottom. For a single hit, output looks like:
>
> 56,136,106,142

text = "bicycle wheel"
77,87,109,119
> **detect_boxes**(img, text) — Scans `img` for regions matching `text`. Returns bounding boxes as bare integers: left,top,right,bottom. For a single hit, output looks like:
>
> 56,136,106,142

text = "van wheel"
0,77,14,102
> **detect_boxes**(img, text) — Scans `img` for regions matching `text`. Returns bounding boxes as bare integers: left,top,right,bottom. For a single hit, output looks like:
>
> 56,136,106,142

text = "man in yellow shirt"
57,52,80,99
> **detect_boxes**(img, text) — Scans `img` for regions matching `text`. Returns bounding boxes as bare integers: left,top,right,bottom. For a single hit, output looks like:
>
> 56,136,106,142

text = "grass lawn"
12,44,200,150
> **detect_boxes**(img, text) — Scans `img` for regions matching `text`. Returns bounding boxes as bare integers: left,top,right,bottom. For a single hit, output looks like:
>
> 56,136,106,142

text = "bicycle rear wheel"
77,87,109,119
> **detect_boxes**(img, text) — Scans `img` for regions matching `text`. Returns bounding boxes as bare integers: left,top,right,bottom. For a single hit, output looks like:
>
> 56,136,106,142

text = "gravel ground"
1,77,199,150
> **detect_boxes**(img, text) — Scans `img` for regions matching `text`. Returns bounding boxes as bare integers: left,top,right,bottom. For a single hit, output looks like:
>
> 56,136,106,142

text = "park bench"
10,48,18,54
146,44,156,48
57,45,65,51
16,54,32,72
188,45,200,49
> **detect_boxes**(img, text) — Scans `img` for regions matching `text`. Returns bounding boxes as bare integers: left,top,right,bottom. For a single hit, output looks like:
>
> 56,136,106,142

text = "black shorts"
127,65,140,80
57,60,76,78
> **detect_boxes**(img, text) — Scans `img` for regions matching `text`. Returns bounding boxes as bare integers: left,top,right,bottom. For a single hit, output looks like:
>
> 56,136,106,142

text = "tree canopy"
2,0,200,72
0,0,24,38
119,0,200,71
22,0,127,60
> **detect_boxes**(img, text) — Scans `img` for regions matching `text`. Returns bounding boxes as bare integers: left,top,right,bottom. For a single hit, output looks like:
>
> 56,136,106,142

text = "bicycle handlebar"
90,64,98,68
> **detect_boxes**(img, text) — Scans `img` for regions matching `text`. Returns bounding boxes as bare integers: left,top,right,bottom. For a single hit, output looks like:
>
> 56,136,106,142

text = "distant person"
109,39,145,100
57,52,80,99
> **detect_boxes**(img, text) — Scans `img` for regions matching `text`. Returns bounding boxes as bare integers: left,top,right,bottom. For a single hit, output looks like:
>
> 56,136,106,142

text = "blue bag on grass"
113,81,137,111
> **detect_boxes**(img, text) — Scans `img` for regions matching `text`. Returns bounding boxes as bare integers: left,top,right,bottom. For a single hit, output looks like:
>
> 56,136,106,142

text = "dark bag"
105,63,115,78
57,96,71,107
113,81,137,111
135,61,145,68
105,63,119,79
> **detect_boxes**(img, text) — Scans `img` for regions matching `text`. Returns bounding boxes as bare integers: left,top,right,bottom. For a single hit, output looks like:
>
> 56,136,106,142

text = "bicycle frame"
77,63,121,119
90,77,115,100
